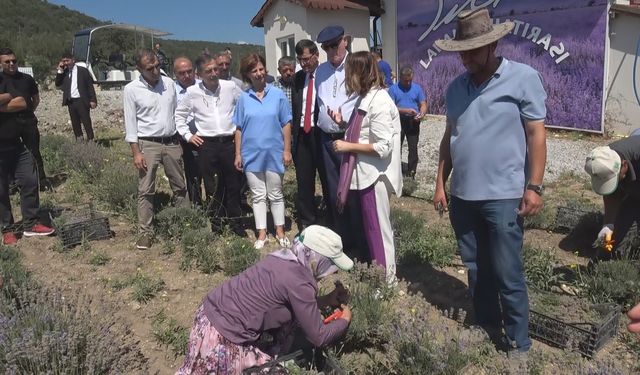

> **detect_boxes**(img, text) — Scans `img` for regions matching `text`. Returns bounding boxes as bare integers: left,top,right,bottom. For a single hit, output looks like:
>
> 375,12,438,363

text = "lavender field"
398,0,608,132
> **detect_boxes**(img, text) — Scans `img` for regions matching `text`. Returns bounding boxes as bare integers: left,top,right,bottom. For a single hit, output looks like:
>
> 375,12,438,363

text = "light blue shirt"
315,54,357,133
388,82,426,115
233,84,292,174
446,58,547,201
175,79,201,134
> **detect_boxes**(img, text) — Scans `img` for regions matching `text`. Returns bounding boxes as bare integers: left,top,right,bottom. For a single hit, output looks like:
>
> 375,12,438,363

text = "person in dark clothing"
0,48,48,189
177,225,352,374
154,43,169,74
585,136,640,258
0,72,55,245
55,52,97,142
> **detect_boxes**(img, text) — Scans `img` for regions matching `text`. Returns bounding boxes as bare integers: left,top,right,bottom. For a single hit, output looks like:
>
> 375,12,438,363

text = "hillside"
0,0,264,82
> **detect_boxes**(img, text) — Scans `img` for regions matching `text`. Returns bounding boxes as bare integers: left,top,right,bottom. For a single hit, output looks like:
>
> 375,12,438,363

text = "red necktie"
303,73,314,134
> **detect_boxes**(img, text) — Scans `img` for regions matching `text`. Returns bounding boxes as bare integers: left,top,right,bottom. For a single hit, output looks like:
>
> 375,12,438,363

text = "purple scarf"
336,103,367,214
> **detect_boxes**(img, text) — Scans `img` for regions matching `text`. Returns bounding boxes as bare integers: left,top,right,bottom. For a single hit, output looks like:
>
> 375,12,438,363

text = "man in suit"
291,39,327,231
55,53,97,142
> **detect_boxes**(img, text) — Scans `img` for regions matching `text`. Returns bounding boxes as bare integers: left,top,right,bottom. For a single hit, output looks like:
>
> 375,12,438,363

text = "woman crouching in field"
328,51,403,282
176,225,353,375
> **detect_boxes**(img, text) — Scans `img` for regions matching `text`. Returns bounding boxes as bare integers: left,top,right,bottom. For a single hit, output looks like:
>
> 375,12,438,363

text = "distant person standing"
0,73,55,245
372,50,394,87
174,57,203,210
315,25,367,262
216,53,246,90
388,66,427,179
55,52,97,142
0,48,47,188
154,43,169,73
124,48,188,250
175,54,244,236
272,56,295,106
433,9,547,364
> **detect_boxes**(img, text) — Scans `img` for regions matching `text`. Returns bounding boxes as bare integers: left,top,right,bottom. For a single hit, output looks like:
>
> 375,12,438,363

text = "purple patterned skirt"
176,305,272,375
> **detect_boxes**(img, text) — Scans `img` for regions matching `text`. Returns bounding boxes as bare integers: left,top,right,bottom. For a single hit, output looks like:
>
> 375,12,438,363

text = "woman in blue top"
234,53,293,249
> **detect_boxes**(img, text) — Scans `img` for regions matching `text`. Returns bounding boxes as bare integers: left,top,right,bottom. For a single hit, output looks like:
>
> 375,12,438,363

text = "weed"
221,237,260,276
578,260,640,309
181,228,219,274
155,206,208,241
523,245,562,291
151,310,190,357
89,251,111,266
131,271,165,303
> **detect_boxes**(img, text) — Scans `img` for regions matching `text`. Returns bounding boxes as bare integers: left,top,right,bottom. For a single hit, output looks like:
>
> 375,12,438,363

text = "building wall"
381,0,398,78
606,8,640,135
261,1,371,75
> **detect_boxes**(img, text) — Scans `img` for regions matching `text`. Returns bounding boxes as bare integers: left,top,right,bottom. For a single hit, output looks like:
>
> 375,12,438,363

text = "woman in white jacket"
328,51,403,280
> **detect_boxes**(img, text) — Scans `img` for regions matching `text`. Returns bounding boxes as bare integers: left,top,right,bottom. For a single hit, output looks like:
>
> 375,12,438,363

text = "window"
278,35,296,58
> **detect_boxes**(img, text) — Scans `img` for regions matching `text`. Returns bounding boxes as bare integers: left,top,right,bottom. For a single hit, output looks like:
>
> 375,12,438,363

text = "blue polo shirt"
388,82,426,116
233,84,292,174
378,60,393,86
446,58,547,201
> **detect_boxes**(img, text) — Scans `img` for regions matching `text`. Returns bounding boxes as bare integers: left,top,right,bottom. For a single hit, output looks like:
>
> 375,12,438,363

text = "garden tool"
323,308,343,324
604,232,614,252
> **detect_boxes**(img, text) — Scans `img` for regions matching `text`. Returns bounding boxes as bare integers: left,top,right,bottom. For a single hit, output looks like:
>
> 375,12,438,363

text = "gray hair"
278,56,296,69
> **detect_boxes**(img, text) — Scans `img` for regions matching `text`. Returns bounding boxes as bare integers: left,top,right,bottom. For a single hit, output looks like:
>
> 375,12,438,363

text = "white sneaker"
254,237,268,249
277,236,291,248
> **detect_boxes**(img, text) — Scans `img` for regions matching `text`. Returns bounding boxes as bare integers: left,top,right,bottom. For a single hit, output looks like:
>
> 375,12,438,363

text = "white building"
250,0,384,75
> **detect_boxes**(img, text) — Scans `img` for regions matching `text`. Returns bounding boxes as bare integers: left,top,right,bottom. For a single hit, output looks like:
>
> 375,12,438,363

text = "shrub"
181,228,219,274
0,247,31,298
62,141,108,180
402,177,419,197
155,207,208,241
39,134,72,175
221,237,260,276
131,272,165,304
282,176,298,217
524,202,556,230
91,161,138,218
151,310,190,357
343,280,392,350
89,251,111,266
0,285,148,373
579,260,640,309
523,245,562,291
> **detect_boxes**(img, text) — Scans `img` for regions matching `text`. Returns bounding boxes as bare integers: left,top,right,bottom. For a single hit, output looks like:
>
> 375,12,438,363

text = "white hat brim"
332,252,354,271
591,174,619,196
434,22,514,52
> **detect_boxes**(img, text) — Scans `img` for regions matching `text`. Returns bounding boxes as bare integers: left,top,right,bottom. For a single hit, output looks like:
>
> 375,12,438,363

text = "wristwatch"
527,183,544,196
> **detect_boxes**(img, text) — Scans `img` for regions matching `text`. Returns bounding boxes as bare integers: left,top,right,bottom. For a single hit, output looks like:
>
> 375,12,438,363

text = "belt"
200,135,234,143
326,132,345,140
139,134,179,145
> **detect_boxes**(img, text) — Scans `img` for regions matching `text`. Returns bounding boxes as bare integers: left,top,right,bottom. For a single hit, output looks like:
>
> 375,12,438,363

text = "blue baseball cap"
317,26,344,44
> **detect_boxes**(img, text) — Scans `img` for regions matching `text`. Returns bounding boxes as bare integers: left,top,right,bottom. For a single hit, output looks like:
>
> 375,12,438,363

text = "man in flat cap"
584,137,640,258
314,25,367,262
432,8,547,363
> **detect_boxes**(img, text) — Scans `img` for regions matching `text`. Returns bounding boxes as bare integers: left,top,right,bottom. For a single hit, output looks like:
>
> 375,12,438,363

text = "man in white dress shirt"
175,54,243,235
124,48,188,250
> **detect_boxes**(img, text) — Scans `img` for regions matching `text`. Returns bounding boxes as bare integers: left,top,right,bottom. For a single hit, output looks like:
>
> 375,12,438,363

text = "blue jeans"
449,196,531,352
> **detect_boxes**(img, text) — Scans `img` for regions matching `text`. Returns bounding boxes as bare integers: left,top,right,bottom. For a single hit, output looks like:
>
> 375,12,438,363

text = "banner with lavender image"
398,0,608,132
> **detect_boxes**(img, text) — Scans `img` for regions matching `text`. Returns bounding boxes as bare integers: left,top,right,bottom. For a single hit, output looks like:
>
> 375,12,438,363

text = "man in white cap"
433,8,547,361
584,137,640,257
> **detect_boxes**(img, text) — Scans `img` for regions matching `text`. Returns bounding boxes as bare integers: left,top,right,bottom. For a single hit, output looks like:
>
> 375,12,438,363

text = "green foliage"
88,251,111,266
391,208,456,268
180,228,219,274
62,141,108,180
579,260,640,309
91,160,138,218
131,272,165,304
151,310,190,357
524,202,556,230
402,177,419,197
155,206,208,241
40,134,73,175
282,176,298,217
221,237,259,276
0,246,32,298
522,245,562,291
343,281,392,350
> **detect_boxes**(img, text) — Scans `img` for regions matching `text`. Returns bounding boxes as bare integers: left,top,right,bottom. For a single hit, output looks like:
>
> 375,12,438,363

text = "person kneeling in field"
584,136,639,258
176,225,353,375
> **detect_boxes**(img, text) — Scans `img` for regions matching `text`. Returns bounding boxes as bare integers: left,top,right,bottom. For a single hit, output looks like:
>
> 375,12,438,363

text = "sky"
48,0,267,45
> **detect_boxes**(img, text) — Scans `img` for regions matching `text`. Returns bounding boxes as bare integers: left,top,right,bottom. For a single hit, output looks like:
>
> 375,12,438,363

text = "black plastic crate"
55,207,112,248
243,349,344,375
554,206,602,234
529,304,620,358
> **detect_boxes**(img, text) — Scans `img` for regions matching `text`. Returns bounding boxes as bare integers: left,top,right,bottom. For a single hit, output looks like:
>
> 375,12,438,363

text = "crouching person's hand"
340,304,352,324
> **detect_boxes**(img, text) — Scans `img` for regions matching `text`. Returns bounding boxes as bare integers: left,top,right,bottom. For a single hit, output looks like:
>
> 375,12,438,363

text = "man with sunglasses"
124,48,188,250
315,26,367,262
174,57,203,210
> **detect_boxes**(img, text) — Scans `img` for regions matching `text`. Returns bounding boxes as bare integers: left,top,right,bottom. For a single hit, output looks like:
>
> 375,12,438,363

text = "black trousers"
198,137,242,230
400,116,420,177
181,140,203,209
0,143,39,232
293,127,328,229
67,99,94,140
19,116,46,182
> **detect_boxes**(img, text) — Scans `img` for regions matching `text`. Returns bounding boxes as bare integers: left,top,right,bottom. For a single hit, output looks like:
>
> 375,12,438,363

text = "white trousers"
370,179,396,282
246,171,285,230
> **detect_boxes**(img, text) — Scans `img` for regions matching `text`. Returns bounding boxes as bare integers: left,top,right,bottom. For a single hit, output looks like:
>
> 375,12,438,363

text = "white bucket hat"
299,225,354,271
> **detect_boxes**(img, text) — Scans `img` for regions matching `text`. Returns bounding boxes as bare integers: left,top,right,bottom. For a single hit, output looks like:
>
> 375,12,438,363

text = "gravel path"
35,89,608,199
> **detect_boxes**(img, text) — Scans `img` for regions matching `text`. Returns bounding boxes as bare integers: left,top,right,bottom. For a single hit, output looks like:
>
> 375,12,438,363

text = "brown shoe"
136,234,153,250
